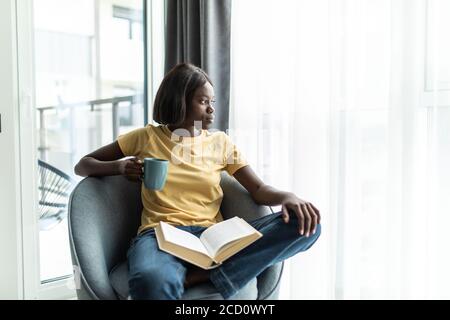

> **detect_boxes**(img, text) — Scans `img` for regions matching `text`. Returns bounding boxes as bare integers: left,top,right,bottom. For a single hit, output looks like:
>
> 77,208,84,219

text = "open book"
154,216,263,270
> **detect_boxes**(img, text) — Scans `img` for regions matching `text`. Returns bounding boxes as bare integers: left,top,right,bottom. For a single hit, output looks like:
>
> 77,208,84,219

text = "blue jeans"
127,211,321,300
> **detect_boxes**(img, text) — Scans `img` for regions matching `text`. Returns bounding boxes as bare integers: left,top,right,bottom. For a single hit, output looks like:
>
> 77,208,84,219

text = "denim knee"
129,266,185,300
313,223,321,237
303,223,321,249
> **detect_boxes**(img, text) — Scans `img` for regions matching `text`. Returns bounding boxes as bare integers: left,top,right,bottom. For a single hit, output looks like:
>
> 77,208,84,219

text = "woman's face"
185,82,215,129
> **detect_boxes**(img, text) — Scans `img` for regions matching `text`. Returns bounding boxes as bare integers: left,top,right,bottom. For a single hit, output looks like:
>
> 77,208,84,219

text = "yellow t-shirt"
117,124,248,234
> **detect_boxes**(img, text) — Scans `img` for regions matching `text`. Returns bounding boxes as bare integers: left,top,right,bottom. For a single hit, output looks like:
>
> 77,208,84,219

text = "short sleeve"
117,127,150,157
222,133,248,175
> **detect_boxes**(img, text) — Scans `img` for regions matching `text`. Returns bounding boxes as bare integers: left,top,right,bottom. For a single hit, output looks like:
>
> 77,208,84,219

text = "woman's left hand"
280,193,321,237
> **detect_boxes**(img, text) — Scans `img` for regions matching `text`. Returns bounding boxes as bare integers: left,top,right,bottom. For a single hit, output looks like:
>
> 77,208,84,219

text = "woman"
74,63,321,300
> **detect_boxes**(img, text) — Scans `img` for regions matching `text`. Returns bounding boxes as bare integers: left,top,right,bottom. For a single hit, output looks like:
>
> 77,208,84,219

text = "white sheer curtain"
230,0,450,299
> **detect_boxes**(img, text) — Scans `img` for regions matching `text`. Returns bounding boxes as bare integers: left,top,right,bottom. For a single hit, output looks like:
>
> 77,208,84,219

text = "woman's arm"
74,141,142,180
233,165,321,237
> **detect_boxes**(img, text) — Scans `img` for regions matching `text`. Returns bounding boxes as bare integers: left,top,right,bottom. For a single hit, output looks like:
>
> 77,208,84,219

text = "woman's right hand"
118,157,143,181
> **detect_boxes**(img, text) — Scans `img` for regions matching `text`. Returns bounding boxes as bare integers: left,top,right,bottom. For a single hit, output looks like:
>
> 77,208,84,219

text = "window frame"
113,5,143,40
16,0,164,299
422,0,450,109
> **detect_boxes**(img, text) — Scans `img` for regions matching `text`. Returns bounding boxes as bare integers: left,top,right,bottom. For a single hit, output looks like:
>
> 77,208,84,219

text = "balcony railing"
37,95,143,161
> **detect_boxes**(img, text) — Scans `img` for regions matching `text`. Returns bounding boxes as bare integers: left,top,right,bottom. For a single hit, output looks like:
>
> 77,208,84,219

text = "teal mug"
143,158,168,190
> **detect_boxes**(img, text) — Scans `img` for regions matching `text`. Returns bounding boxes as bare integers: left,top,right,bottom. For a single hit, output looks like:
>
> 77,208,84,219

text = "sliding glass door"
33,0,146,284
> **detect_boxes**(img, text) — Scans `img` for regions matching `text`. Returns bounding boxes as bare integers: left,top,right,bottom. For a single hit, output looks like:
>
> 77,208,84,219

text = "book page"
160,222,211,257
200,217,257,257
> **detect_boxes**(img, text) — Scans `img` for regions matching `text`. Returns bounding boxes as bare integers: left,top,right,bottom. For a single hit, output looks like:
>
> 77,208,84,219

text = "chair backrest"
220,172,272,221
68,172,273,299
68,175,142,299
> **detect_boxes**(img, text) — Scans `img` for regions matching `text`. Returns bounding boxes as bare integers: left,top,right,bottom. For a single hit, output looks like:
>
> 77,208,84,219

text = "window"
113,5,143,40
424,0,450,105
33,0,146,284
114,86,138,127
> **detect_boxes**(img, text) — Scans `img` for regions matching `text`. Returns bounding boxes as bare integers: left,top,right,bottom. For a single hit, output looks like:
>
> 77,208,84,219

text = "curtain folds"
230,0,450,299
165,0,232,131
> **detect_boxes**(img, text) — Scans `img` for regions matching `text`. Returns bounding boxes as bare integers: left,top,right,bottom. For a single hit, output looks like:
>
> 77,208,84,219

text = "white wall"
0,0,24,299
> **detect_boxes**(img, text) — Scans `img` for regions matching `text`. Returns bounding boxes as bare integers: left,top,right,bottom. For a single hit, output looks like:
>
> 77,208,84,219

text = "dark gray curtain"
165,0,232,131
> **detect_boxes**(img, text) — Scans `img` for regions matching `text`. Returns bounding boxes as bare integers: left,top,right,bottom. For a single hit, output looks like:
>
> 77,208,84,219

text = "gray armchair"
68,172,283,300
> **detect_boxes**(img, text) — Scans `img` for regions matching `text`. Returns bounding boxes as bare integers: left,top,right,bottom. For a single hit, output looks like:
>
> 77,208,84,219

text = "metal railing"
37,95,143,161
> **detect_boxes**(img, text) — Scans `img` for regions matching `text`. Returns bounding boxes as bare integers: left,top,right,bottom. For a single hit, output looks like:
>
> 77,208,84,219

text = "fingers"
307,203,319,233
301,204,312,237
126,167,142,176
125,174,142,182
130,157,143,165
125,158,143,175
310,202,321,224
306,203,318,235
292,204,305,235
281,205,290,223
129,157,143,168
291,203,318,237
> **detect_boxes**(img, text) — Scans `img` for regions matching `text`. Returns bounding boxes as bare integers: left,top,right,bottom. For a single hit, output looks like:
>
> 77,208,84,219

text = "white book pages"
200,217,256,257
160,222,210,257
